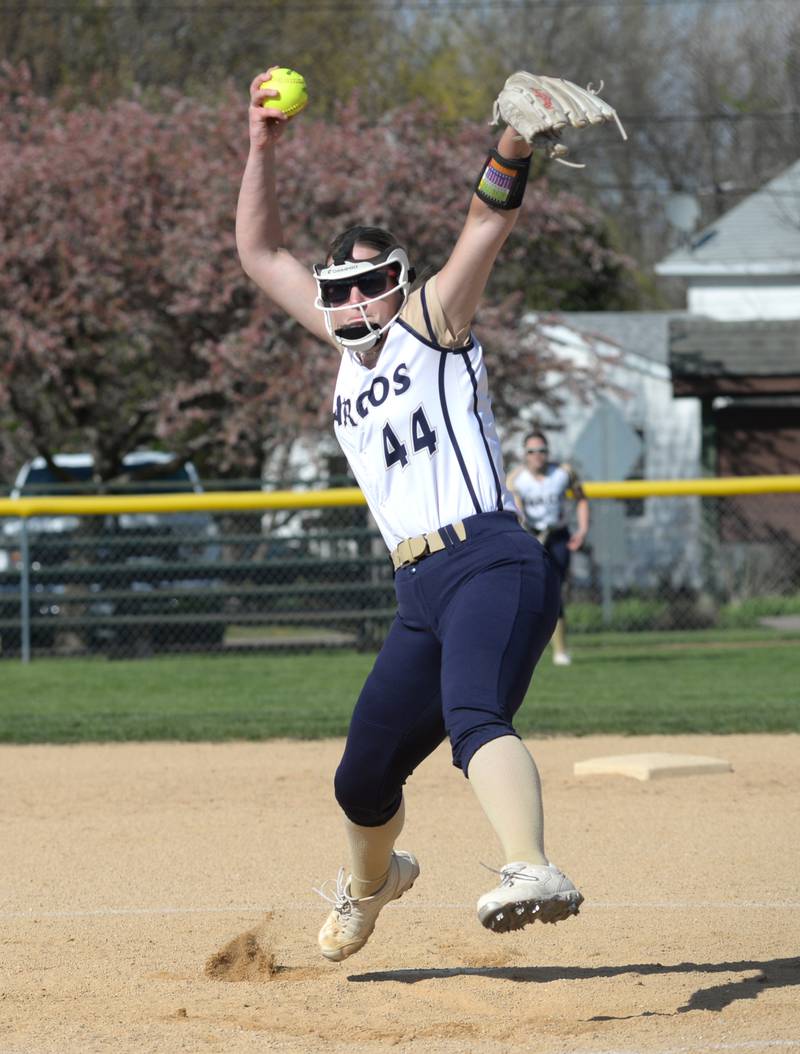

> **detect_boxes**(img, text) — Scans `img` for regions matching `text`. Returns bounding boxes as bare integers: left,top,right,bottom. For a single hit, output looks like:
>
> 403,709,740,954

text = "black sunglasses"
526,446,548,454
321,268,397,307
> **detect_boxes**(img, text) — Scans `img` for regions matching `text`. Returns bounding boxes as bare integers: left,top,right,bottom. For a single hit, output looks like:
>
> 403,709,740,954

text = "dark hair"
327,226,402,265
524,430,548,447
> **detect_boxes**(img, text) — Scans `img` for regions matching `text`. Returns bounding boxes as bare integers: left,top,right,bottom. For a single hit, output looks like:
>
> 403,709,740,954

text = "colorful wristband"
475,149,531,210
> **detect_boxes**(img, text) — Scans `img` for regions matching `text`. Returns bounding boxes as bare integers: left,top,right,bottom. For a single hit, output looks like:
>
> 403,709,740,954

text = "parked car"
0,452,226,657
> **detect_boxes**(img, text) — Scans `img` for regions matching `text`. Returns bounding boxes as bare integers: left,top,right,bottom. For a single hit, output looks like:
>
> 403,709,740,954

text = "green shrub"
719,594,800,628
571,592,800,634
611,598,670,631
567,603,604,634
569,598,669,634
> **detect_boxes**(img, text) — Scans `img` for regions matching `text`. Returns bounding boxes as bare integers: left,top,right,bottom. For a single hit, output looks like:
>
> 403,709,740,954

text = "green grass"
0,632,798,744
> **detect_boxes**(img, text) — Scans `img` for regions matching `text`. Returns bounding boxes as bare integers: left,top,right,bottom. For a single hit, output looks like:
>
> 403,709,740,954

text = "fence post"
20,519,31,663
593,501,626,627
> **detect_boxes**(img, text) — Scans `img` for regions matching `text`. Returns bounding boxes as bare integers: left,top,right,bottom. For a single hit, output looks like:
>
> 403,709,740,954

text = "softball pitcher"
236,68,625,962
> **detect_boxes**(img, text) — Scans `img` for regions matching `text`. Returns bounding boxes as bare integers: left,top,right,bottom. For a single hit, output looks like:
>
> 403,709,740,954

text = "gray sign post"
573,400,643,626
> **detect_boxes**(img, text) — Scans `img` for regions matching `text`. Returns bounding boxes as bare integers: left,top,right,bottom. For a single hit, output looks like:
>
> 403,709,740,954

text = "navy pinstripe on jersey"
332,284,516,550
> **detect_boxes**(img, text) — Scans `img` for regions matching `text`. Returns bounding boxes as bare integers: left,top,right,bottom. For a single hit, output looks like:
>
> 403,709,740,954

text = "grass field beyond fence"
1,629,797,744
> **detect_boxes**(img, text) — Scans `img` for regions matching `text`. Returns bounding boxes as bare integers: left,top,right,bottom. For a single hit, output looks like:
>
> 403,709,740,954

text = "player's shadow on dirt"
348,955,800,1016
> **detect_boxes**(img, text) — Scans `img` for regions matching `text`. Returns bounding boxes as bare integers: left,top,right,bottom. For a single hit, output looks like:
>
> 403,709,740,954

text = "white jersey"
332,278,517,550
511,464,575,532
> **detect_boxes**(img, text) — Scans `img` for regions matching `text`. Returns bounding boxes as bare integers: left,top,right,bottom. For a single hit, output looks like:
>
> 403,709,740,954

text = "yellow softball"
260,68,308,118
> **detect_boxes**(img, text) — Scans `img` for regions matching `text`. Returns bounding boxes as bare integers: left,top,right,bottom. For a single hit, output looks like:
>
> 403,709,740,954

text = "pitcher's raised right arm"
235,68,330,343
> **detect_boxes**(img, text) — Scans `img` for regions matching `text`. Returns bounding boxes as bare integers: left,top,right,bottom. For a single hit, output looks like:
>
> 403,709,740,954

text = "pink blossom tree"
0,64,637,486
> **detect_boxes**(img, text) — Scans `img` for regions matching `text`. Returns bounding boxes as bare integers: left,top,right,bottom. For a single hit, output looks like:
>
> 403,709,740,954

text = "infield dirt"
1,734,798,1054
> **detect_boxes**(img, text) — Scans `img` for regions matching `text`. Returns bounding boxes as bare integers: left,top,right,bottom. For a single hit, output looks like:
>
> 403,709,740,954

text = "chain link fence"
566,490,800,634
1,484,798,660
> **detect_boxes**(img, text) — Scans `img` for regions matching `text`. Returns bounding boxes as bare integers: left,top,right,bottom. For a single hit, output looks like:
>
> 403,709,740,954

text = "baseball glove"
491,72,627,168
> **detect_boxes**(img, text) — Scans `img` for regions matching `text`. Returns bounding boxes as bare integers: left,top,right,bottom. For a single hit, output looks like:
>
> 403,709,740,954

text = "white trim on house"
656,260,800,277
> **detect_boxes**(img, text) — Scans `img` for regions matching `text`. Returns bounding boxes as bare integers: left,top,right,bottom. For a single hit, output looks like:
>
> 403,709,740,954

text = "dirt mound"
205,919,276,982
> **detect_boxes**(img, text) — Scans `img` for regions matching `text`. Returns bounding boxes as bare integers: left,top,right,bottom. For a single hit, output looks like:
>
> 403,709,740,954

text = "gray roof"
558,311,689,366
669,317,800,376
656,160,800,277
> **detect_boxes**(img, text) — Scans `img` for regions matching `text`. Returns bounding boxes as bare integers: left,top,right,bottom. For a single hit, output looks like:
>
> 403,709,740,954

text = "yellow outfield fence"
1,475,799,518
1,475,799,661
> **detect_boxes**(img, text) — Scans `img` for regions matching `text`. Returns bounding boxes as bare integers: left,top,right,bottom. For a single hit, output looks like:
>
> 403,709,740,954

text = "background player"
507,430,589,665
236,67,621,962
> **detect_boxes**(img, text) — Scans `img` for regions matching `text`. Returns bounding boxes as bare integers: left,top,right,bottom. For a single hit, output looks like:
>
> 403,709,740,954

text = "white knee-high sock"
467,735,548,866
552,617,568,656
344,797,405,899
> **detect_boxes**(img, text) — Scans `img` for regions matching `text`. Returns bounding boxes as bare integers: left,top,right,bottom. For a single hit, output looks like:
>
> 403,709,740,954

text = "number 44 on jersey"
383,406,438,469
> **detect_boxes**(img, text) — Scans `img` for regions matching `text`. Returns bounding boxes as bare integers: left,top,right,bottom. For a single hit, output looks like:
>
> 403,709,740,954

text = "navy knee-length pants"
334,511,561,827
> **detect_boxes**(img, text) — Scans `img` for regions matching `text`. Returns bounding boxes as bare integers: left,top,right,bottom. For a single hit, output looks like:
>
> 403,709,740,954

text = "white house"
655,159,800,514
655,159,800,322
525,160,800,591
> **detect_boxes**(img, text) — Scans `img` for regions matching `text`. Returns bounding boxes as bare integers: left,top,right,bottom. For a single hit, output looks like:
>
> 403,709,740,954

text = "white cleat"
315,850,419,962
477,861,583,933
553,652,572,666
